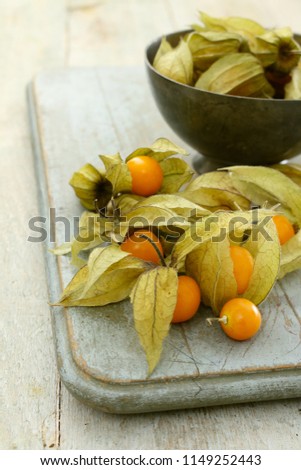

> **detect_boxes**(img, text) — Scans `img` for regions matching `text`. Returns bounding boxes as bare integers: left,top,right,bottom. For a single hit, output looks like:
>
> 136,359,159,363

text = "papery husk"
285,63,301,99
199,11,266,42
153,39,194,85
272,163,301,185
185,30,243,71
153,37,173,68
195,52,275,97
250,27,301,73
130,267,178,375
69,163,113,211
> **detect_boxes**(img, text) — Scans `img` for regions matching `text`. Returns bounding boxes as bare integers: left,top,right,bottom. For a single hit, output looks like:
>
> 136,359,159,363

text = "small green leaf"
130,267,178,374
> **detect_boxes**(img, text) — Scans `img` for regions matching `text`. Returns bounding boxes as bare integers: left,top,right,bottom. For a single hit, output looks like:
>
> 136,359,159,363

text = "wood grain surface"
1,0,301,450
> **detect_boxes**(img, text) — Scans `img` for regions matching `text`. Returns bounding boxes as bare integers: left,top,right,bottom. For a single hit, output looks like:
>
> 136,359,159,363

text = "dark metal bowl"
145,29,301,165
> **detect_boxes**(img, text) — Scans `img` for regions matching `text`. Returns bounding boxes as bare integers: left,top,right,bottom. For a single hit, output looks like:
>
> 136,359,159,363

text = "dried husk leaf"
50,241,72,256
69,163,113,210
130,267,178,374
227,166,301,226
98,152,133,195
99,152,123,171
273,27,300,72
70,211,110,267
118,204,190,238
126,138,188,163
250,27,300,72
185,213,280,312
159,230,184,256
186,30,242,71
180,188,250,211
57,266,89,306
285,66,301,99
199,11,266,41
171,210,253,267
57,252,149,307
272,163,301,186
171,209,275,268
115,194,145,214
186,170,237,191
57,267,145,307
153,39,194,85
80,251,149,302
134,194,210,218
186,236,237,313
195,53,274,97
77,265,147,306
106,162,132,195
278,230,301,279
81,244,130,297
182,171,251,210
71,236,106,268
249,31,280,68
241,217,280,304
159,158,194,193
153,37,173,68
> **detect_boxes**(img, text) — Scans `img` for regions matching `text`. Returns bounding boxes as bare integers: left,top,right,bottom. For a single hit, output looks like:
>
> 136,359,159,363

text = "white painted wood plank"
59,393,301,449
0,0,66,449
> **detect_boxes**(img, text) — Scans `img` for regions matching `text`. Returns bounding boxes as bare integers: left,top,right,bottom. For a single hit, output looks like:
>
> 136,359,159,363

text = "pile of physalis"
153,11,301,100
52,138,301,375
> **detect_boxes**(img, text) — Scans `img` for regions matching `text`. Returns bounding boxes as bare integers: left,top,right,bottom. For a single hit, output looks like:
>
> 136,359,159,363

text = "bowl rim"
145,28,301,104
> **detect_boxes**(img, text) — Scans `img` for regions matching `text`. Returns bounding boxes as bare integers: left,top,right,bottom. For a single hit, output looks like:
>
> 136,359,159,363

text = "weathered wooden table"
1,0,301,450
